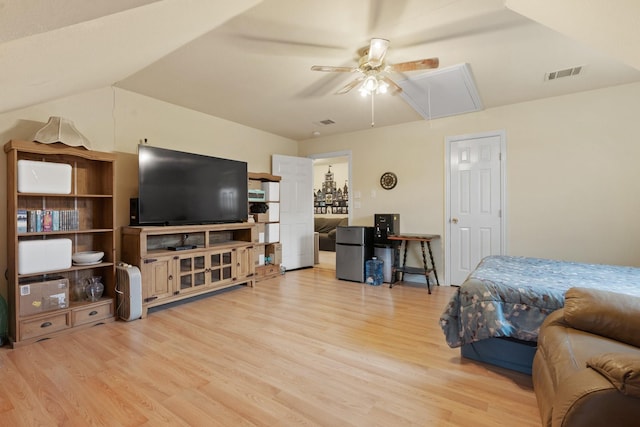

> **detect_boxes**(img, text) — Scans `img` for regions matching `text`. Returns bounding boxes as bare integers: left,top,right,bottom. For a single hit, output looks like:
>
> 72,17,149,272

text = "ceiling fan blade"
311,65,357,73
335,77,365,95
379,76,403,94
389,57,439,72
367,38,389,67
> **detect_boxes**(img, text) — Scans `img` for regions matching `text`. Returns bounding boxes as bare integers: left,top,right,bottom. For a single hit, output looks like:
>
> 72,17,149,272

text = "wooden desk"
387,234,440,294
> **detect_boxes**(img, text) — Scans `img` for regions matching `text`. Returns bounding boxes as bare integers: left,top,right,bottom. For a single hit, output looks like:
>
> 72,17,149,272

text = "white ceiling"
2,0,640,141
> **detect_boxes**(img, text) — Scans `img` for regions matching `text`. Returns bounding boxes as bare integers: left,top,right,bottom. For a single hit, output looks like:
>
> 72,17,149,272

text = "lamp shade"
33,116,92,149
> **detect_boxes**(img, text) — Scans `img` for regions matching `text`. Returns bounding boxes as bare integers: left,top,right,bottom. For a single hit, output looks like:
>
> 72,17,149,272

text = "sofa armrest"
564,287,640,347
587,353,640,398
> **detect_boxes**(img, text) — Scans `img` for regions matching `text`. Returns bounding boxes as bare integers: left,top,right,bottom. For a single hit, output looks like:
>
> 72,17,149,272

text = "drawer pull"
89,310,98,316
41,321,52,328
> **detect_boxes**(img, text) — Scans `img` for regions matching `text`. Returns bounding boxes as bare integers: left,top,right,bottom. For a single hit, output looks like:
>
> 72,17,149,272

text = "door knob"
452,218,459,224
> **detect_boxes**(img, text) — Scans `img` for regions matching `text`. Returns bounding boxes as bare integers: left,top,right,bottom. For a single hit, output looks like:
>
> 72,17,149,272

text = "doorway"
444,131,507,285
308,150,352,271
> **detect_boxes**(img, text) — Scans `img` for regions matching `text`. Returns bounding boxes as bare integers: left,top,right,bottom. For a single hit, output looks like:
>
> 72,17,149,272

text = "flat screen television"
136,145,248,225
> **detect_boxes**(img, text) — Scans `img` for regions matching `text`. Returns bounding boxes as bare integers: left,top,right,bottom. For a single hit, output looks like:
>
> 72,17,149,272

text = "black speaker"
129,198,140,226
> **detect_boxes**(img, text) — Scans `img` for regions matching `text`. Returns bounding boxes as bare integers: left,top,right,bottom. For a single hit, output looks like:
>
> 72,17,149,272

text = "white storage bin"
261,182,279,202
18,239,72,274
17,160,72,194
267,203,279,222
265,223,280,243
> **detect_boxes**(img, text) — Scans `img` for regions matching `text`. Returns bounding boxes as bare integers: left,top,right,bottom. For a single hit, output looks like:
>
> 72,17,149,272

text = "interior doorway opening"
308,151,352,271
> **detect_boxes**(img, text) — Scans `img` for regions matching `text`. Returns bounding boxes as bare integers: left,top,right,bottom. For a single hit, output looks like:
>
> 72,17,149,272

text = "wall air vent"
545,66,583,81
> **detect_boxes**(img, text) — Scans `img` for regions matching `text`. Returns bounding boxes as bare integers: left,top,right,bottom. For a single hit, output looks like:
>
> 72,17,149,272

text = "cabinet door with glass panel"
177,253,207,293
208,249,235,287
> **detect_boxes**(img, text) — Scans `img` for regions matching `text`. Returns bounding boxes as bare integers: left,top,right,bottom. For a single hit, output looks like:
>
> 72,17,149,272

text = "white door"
272,154,314,270
446,132,506,285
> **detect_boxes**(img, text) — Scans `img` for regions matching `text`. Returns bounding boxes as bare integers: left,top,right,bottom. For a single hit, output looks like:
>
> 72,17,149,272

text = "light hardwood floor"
0,268,541,426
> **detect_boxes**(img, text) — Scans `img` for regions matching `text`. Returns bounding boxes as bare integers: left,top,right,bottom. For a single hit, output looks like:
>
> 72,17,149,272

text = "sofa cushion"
587,353,640,398
564,287,640,348
327,218,348,238
314,217,343,234
534,309,640,427
314,217,348,234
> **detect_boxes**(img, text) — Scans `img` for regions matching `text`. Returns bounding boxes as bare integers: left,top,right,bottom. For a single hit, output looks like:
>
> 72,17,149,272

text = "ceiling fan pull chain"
371,92,375,127
427,85,432,128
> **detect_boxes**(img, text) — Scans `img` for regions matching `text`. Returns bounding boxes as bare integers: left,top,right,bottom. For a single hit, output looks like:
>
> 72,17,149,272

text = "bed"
439,255,640,373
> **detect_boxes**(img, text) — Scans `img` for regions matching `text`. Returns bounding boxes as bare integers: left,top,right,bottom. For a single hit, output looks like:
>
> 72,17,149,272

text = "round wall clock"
380,172,398,190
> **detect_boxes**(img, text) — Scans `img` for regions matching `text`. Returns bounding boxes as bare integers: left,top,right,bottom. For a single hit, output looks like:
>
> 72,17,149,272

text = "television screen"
137,145,248,225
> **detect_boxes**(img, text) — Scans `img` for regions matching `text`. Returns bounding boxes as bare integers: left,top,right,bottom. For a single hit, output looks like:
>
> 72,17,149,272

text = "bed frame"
461,337,537,375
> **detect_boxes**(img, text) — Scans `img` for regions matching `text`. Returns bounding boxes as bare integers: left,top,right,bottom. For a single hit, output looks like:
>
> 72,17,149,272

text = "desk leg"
419,242,432,294
426,241,440,286
401,241,409,281
390,243,399,288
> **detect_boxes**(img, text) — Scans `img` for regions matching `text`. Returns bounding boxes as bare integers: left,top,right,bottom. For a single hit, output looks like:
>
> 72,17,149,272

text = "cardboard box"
266,243,282,265
254,246,265,265
256,223,265,243
252,213,268,223
248,179,262,190
19,277,69,316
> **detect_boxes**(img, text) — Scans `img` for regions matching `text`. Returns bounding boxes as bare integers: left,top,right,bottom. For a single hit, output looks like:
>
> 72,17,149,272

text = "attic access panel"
397,63,483,120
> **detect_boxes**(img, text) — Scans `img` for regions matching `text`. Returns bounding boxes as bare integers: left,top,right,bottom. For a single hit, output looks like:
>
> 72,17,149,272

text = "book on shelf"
42,210,53,232
52,210,60,231
23,209,79,232
35,210,43,232
17,209,27,233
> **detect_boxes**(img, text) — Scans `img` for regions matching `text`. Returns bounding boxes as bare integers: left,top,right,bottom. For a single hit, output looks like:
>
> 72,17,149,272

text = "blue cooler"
365,257,384,286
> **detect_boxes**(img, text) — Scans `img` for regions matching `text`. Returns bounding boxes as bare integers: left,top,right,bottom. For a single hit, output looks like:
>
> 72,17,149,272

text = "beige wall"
299,82,640,278
2,81,640,296
0,87,298,299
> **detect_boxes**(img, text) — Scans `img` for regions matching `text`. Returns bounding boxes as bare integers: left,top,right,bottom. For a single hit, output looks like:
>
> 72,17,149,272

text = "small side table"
387,234,440,294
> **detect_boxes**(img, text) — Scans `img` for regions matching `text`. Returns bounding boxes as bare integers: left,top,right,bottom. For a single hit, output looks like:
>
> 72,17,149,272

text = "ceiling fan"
311,38,439,96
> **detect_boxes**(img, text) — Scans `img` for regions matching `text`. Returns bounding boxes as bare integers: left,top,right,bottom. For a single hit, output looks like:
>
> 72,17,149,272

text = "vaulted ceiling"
2,0,640,141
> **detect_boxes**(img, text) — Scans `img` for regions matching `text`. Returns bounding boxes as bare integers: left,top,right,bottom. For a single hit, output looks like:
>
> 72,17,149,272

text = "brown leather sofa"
314,217,348,251
533,287,640,427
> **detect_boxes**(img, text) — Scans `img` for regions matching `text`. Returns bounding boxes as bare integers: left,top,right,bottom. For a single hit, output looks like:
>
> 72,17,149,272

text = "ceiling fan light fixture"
359,75,390,96
363,75,378,92
377,80,389,94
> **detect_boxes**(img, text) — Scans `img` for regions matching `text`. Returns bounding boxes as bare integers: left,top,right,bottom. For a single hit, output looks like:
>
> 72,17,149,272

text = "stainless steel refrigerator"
335,226,374,282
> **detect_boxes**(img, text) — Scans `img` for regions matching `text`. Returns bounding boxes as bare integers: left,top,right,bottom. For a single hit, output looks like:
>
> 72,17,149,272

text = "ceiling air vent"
397,63,483,121
545,66,583,81
319,119,335,125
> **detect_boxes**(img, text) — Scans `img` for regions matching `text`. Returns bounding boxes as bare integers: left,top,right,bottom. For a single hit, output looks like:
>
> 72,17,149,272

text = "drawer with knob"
72,300,114,326
20,312,71,341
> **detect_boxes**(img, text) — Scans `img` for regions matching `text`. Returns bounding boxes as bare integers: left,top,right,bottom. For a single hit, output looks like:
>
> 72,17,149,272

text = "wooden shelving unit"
248,172,282,281
4,140,116,347
120,222,256,317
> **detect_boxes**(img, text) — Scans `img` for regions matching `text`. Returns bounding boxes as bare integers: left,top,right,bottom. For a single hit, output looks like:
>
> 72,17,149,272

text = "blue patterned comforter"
440,255,640,348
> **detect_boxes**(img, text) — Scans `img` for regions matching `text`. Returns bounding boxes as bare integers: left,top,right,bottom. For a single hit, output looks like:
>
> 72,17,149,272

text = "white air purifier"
116,264,142,321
